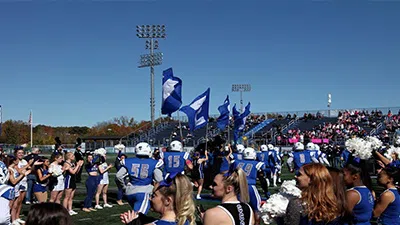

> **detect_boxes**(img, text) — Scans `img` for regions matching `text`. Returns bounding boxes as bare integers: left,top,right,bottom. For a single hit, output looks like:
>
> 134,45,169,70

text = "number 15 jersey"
124,158,164,186
160,151,191,175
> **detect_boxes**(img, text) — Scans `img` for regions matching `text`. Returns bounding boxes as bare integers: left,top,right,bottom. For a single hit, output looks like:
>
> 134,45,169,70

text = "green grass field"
17,154,383,225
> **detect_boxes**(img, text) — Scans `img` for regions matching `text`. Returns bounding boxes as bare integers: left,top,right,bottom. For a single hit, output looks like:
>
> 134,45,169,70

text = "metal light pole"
137,25,166,128
232,84,251,113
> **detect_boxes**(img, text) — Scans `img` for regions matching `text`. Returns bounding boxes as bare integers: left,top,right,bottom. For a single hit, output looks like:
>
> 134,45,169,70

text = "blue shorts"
126,192,151,214
248,184,261,212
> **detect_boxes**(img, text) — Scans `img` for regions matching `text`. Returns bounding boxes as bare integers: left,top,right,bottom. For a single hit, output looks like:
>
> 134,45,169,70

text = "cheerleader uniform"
347,186,374,225
8,167,21,199
192,158,205,180
17,160,28,192
0,184,14,225
378,188,400,225
83,156,100,209
149,220,189,225
99,162,109,185
64,162,77,189
49,164,64,192
217,201,253,225
33,168,49,193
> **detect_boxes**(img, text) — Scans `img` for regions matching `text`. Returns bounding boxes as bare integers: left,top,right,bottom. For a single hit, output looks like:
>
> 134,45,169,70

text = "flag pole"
205,123,209,151
177,111,184,141
227,117,230,145
30,110,33,148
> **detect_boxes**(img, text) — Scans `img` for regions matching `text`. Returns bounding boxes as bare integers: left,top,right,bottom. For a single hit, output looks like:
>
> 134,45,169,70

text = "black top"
218,202,252,225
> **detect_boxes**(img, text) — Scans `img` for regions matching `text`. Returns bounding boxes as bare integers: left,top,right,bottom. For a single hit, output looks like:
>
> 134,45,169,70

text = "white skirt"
100,172,109,185
52,175,65,191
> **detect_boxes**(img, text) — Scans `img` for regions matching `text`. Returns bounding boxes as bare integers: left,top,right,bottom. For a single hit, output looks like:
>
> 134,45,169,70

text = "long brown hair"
301,163,341,222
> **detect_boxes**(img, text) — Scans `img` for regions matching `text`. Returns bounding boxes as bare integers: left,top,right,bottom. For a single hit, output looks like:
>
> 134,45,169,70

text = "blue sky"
0,1,399,127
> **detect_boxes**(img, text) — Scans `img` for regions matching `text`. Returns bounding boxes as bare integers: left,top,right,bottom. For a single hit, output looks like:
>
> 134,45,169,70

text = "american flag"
28,111,32,125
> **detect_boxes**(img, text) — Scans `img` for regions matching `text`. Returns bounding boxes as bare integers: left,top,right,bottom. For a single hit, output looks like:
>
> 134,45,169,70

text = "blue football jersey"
257,152,270,168
233,159,264,185
289,151,312,170
161,151,191,174
232,153,243,161
124,158,163,186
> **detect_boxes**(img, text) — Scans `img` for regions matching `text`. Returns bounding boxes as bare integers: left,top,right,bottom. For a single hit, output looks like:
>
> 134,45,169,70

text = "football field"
18,154,382,225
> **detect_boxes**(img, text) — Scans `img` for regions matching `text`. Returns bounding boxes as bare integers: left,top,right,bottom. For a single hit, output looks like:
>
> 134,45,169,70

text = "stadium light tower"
137,25,166,128
232,84,251,113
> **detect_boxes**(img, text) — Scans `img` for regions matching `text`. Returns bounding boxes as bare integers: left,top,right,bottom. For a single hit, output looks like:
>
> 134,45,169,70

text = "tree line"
0,116,165,145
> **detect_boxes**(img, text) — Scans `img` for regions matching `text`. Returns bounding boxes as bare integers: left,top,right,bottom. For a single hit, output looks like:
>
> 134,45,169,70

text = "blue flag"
233,102,251,142
180,88,210,132
161,68,182,116
217,95,230,131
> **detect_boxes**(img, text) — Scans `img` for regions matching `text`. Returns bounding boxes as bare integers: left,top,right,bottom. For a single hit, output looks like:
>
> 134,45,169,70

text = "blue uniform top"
0,184,15,200
150,220,189,225
379,188,400,225
232,153,243,161
388,160,400,169
124,158,163,186
257,152,270,169
160,151,191,174
85,156,99,174
289,151,312,170
268,150,279,167
349,186,374,225
220,156,231,173
233,159,264,185
341,150,351,163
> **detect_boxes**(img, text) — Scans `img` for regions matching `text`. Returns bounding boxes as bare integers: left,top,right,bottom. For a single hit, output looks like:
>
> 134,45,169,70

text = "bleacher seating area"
122,108,399,149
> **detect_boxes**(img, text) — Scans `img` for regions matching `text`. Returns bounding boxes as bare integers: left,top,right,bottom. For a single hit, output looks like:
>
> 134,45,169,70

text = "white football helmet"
267,144,274,150
294,142,304,151
170,140,183,152
260,145,268,152
135,142,152,157
0,161,9,184
236,144,245,154
306,142,314,150
243,147,257,160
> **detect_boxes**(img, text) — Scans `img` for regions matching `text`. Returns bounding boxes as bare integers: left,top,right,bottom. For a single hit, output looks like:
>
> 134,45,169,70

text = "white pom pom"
114,144,125,151
94,148,107,157
21,144,27,148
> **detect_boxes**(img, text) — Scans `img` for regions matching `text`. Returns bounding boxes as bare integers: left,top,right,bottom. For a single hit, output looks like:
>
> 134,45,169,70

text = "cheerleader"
232,147,265,225
94,155,113,209
343,158,375,225
220,144,233,173
115,147,127,206
192,150,208,200
82,153,100,212
48,154,65,203
373,167,400,225
33,157,51,203
0,161,14,225
120,173,196,225
7,156,29,225
63,152,84,215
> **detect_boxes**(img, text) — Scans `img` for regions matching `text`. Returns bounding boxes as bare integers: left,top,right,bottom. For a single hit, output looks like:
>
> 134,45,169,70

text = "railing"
171,106,400,122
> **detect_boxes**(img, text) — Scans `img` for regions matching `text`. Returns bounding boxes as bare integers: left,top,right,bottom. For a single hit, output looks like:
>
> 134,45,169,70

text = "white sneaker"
16,219,25,224
25,201,31,205
196,195,201,200
12,221,20,225
94,205,103,209
103,203,113,208
69,210,78,215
